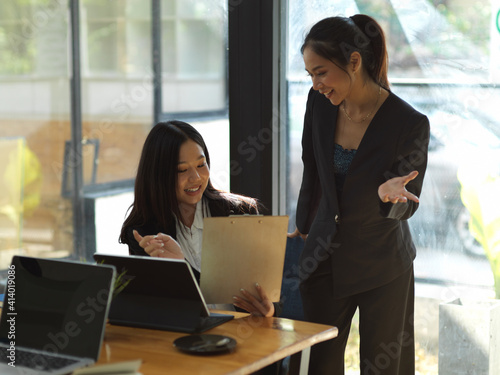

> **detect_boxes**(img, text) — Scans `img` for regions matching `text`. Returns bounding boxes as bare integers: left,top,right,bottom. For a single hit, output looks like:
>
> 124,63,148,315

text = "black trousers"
300,260,415,375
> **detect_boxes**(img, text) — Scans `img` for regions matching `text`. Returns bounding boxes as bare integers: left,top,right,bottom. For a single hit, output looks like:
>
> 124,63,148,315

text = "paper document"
200,215,289,304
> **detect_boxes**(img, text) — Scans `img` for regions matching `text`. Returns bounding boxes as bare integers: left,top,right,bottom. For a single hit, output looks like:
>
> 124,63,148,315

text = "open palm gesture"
378,171,419,204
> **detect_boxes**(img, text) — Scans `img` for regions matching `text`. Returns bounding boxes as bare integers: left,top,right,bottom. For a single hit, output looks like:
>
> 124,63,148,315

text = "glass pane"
177,0,224,18
34,7,69,76
178,20,224,77
126,0,151,18
0,1,67,75
0,21,36,75
125,20,151,75
86,21,119,73
159,0,227,114
83,0,121,18
81,1,154,188
0,2,30,21
0,138,25,267
162,20,176,75
286,0,499,373
162,0,176,17
354,0,490,80
0,0,73,264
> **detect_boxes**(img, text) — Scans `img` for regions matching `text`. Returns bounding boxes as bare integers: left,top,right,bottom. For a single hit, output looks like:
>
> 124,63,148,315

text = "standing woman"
289,15,430,374
119,120,274,317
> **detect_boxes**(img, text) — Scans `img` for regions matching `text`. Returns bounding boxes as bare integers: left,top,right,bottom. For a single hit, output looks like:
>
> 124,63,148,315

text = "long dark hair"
119,120,251,244
301,14,389,89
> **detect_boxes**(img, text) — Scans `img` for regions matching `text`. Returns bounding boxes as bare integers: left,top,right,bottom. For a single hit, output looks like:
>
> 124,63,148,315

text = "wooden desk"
96,311,338,375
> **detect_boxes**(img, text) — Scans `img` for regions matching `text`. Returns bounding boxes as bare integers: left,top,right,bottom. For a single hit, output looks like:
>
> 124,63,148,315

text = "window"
0,0,229,263
0,1,72,267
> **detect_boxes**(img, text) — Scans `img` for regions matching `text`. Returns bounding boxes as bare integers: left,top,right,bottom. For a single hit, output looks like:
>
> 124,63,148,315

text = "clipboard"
200,215,289,304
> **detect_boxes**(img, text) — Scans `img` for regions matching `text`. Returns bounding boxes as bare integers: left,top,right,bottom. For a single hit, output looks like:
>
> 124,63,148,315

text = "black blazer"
296,88,430,298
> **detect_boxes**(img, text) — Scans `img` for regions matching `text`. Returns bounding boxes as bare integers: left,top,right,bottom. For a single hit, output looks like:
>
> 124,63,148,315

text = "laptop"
93,254,234,333
0,256,116,375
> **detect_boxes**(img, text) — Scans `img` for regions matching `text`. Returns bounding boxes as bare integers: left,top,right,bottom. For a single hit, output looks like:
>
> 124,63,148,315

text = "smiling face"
303,46,353,106
175,139,210,208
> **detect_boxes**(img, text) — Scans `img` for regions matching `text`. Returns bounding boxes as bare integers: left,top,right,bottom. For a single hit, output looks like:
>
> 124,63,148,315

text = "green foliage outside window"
429,0,491,55
459,167,500,299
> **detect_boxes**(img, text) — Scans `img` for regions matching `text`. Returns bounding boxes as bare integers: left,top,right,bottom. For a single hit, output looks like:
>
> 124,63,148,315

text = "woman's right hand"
133,230,184,259
287,227,307,241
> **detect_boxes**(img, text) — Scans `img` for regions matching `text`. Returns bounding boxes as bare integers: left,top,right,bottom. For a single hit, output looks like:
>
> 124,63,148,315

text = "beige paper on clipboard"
200,215,289,304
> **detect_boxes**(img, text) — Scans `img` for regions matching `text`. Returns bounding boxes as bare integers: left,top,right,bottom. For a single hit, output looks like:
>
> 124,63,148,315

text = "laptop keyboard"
0,345,81,372
196,314,233,332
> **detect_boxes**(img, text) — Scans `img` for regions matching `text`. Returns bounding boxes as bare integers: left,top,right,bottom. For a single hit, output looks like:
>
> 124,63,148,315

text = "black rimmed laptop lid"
0,256,116,362
93,254,233,333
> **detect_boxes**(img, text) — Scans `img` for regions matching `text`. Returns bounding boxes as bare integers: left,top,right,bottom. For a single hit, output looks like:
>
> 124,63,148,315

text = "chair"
280,236,305,321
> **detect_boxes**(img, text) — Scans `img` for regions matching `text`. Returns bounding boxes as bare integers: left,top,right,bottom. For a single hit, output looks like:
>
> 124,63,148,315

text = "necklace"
342,86,382,123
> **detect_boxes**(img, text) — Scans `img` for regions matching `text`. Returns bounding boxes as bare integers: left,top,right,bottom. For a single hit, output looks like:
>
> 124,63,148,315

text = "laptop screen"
0,256,115,361
93,255,211,317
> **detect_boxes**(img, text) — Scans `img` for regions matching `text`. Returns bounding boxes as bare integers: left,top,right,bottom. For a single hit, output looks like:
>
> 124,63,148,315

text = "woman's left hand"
378,170,419,204
232,283,275,317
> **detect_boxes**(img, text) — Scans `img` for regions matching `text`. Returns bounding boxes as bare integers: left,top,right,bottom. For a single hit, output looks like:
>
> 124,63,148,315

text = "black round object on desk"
173,334,237,355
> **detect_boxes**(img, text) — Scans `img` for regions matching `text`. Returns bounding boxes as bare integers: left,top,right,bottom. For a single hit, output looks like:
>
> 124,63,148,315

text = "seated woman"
119,120,274,317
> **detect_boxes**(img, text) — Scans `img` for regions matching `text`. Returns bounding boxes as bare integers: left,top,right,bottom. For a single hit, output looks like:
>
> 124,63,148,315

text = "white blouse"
175,198,211,272
175,199,235,311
